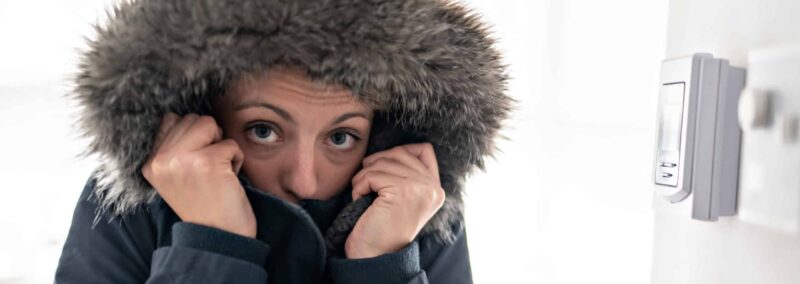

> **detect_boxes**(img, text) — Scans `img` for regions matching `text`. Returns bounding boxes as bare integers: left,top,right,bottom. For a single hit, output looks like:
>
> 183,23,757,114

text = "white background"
0,0,668,283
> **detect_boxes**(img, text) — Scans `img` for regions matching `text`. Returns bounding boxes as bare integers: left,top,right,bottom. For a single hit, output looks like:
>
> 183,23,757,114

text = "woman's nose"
281,142,318,198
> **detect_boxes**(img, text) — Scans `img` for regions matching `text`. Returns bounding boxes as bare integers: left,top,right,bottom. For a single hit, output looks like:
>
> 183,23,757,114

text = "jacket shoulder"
417,220,473,283
55,174,176,283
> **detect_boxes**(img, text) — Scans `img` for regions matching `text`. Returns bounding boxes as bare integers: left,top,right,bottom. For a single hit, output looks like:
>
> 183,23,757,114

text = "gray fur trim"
74,0,512,244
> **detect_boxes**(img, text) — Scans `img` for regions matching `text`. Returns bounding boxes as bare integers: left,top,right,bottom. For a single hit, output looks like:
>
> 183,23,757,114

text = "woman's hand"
345,143,446,259
142,112,256,238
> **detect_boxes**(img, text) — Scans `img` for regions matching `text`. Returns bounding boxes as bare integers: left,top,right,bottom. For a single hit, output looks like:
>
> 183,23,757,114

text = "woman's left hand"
345,143,446,259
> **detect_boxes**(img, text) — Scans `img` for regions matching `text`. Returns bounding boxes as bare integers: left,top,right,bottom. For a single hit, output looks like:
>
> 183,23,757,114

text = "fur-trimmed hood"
74,0,511,244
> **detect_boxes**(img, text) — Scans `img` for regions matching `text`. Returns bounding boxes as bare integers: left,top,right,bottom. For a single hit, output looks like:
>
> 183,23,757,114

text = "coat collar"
237,172,350,235
238,173,340,283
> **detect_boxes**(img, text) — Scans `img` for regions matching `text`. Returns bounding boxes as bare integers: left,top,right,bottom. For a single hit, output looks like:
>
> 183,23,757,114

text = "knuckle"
183,113,198,121
372,157,390,166
224,138,241,149
197,115,217,126
144,155,170,181
223,140,243,155
435,188,446,204
361,170,373,179
192,156,213,173
197,117,218,133
217,138,231,148
390,146,405,155
416,183,440,203
189,152,210,164
423,142,434,153
148,156,165,172
426,186,438,201
171,154,193,169
141,163,152,179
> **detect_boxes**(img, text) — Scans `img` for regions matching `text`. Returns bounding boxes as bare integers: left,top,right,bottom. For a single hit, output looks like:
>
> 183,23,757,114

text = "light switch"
737,45,800,235
738,88,772,130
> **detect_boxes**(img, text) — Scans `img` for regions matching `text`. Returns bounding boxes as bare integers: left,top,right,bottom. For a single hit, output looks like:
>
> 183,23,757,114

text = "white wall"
652,0,800,283
463,0,666,282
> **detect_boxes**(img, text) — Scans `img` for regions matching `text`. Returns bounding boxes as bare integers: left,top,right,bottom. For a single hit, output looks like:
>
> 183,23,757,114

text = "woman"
55,0,511,283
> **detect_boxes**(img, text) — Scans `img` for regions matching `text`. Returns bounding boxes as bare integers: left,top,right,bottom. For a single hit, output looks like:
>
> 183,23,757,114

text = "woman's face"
213,66,373,203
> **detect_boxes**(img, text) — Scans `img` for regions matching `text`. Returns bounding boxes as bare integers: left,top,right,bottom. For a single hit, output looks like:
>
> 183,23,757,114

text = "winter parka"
54,0,511,283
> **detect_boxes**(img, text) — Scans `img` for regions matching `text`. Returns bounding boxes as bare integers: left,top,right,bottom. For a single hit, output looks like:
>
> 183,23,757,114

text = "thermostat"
653,53,745,221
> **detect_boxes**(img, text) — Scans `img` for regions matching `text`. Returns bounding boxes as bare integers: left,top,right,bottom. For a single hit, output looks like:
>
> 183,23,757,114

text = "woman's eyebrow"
234,101,296,124
330,112,370,126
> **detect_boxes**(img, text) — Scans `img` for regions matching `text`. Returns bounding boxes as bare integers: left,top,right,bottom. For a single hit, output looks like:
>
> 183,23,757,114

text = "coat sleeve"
327,224,473,284
55,176,270,284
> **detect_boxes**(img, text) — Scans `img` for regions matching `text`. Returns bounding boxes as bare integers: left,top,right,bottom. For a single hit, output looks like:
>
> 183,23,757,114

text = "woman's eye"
328,131,357,150
247,124,280,144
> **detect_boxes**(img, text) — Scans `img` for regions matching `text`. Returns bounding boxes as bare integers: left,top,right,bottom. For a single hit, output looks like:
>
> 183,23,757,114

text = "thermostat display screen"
659,83,685,152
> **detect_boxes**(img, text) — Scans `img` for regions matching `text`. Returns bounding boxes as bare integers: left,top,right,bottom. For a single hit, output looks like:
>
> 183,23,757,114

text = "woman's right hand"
142,112,256,238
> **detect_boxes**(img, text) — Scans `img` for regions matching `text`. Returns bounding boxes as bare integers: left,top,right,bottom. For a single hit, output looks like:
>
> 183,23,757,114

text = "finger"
216,125,223,142
162,113,199,148
363,147,428,175
398,143,439,177
178,115,222,151
351,170,404,201
352,157,417,185
202,138,245,174
153,112,179,150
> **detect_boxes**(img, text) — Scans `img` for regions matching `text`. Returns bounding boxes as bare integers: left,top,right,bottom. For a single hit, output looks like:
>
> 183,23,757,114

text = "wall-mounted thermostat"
653,53,745,221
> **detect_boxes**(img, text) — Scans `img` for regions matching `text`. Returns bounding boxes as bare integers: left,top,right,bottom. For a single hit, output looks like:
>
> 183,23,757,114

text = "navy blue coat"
55,173,473,283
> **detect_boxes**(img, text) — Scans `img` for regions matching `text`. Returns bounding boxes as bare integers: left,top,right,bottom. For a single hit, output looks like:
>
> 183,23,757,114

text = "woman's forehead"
219,67,372,116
